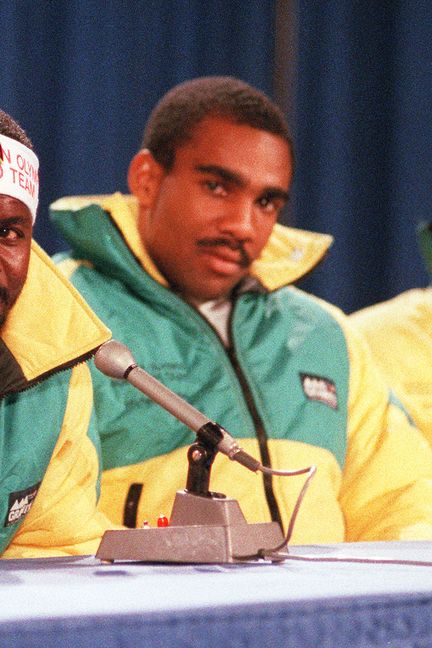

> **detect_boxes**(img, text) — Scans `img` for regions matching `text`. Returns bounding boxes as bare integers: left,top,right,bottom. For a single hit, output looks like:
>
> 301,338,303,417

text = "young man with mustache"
51,77,432,542
0,109,115,557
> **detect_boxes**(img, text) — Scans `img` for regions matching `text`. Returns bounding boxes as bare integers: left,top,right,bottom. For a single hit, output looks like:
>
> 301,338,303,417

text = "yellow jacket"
0,241,115,558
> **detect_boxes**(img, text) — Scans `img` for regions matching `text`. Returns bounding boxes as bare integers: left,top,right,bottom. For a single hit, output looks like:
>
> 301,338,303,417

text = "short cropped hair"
0,109,33,149
142,76,292,171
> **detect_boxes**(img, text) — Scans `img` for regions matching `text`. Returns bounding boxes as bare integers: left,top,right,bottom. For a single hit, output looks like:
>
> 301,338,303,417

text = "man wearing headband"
0,109,116,558
51,77,432,542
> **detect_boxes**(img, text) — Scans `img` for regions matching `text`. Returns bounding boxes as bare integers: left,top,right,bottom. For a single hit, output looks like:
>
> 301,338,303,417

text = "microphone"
94,339,261,472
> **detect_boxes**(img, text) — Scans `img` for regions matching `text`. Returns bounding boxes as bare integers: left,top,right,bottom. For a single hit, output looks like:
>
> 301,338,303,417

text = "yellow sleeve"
2,363,118,558
339,322,432,541
350,289,432,444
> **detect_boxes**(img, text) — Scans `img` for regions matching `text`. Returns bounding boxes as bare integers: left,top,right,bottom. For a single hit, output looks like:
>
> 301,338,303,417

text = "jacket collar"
53,192,332,292
0,240,111,396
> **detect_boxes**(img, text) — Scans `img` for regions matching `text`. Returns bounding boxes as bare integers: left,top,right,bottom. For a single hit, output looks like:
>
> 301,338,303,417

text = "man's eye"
258,195,285,214
205,180,226,195
258,196,276,212
0,227,21,241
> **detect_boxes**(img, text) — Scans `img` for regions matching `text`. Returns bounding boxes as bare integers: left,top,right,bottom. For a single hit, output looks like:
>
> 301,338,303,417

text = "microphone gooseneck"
95,340,316,481
94,340,258,471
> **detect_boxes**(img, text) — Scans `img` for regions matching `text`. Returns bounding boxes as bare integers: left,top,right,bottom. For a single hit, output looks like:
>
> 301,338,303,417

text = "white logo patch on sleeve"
300,373,338,410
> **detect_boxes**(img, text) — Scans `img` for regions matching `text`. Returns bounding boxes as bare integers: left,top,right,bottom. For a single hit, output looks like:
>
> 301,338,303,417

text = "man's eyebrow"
195,164,246,187
0,216,31,226
260,188,290,203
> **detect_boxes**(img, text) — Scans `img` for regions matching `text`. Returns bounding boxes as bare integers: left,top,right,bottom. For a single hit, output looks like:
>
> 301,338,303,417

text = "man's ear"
127,149,164,207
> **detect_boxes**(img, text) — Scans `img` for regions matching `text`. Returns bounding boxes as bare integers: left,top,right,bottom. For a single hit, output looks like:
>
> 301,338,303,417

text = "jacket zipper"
225,343,284,530
192,297,284,530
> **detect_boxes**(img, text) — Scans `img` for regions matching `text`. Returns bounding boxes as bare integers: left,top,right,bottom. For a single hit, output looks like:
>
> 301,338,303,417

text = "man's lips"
197,239,250,269
199,254,244,277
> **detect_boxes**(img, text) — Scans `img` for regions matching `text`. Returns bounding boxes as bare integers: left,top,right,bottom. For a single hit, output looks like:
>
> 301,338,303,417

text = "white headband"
0,133,39,222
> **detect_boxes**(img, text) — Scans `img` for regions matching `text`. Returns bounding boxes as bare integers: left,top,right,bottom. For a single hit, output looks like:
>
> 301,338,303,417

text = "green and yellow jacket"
50,193,432,543
351,222,432,445
0,241,112,558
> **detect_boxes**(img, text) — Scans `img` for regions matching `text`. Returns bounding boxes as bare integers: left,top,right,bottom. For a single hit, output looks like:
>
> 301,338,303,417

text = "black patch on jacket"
4,482,41,527
0,339,27,398
300,373,338,410
123,483,143,528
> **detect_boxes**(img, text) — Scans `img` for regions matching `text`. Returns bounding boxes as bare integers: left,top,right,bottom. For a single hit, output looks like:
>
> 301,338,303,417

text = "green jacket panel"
57,259,349,475
0,372,69,553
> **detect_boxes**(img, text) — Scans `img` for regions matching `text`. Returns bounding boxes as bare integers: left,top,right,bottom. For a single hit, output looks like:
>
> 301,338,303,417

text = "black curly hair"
142,76,292,171
0,109,33,149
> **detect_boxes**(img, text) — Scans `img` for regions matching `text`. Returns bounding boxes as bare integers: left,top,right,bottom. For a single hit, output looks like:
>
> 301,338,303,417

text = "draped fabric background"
0,1,275,255
293,2,432,312
1,2,431,312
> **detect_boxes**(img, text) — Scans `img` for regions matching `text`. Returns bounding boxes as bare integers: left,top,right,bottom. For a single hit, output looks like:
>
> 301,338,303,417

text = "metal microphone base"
96,490,287,564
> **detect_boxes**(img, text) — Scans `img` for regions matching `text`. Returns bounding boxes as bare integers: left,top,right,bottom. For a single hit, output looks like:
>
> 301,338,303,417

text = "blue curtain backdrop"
293,1,432,312
0,1,275,255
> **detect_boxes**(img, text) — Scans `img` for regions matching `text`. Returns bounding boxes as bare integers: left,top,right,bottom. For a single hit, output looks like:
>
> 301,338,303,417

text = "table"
1,541,432,647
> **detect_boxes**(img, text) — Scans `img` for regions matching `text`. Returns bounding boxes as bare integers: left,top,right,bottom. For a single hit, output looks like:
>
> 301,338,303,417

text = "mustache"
197,238,251,268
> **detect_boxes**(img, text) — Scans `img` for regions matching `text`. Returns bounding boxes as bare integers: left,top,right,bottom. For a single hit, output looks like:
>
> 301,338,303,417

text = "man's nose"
218,198,255,240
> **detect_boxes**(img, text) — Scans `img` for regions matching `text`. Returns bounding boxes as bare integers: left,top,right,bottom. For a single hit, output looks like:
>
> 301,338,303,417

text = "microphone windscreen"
94,339,136,379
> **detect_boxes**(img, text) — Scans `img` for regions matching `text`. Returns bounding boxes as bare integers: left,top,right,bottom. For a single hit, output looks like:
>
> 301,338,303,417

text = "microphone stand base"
96,490,287,564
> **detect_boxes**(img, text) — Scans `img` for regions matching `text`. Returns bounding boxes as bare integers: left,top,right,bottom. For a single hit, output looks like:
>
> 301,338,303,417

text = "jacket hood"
0,240,111,396
50,192,333,292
